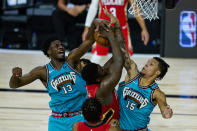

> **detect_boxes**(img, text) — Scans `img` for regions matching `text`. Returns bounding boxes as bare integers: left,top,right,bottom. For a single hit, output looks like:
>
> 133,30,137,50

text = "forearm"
114,25,132,71
136,16,148,31
108,35,123,63
57,1,68,12
67,21,95,62
85,0,99,27
9,76,21,88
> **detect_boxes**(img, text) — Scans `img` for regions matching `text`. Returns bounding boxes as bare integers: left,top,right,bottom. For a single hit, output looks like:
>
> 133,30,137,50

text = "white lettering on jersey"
51,72,76,91
123,87,149,109
101,0,125,5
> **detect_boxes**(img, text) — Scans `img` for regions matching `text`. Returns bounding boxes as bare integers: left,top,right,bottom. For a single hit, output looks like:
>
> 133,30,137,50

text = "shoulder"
31,66,47,74
30,66,47,80
153,88,165,99
29,66,46,73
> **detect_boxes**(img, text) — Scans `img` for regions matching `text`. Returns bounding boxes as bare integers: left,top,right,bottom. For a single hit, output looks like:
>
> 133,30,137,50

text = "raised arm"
129,0,149,45
104,7,139,83
67,19,110,69
96,23,123,101
153,88,173,119
9,66,46,89
82,0,99,41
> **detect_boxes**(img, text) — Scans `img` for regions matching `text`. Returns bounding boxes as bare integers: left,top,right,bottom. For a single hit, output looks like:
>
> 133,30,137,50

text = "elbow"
9,82,19,89
117,52,124,64
116,56,124,66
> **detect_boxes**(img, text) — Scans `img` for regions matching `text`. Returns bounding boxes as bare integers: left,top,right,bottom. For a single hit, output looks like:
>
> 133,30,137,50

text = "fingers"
103,6,110,17
12,67,22,77
141,31,149,46
95,25,100,32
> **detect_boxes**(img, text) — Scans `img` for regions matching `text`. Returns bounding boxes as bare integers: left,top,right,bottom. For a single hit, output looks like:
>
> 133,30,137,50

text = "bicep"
98,66,122,97
154,89,168,113
19,67,44,87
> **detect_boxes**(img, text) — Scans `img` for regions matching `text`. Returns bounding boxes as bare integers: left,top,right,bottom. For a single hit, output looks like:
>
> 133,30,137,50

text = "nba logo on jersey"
179,11,196,48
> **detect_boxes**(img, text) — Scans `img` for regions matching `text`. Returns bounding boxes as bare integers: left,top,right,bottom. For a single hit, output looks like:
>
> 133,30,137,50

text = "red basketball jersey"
77,122,111,131
98,0,128,26
86,84,119,124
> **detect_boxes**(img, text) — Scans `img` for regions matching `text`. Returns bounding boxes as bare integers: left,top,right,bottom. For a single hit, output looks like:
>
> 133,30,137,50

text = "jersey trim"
119,73,141,87
138,76,157,89
45,65,49,88
65,61,81,75
150,86,159,106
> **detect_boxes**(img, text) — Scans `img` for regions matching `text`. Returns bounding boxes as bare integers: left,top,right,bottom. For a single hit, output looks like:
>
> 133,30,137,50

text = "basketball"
94,31,110,47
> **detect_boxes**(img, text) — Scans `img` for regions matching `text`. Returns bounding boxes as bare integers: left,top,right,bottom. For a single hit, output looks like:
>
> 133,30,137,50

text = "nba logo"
180,11,196,48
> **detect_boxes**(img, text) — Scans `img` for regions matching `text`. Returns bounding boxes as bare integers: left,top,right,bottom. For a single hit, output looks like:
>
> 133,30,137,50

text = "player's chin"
57,56,65,61
140,71,145,75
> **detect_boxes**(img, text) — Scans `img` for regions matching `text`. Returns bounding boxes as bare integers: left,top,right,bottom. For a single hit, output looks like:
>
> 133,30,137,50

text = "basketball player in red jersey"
72,97,121,131
82,0,149,62
81,10,125,124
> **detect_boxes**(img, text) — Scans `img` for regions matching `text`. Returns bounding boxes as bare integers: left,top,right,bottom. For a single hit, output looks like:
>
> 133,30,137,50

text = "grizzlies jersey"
118,74,159,130
46,62,87,113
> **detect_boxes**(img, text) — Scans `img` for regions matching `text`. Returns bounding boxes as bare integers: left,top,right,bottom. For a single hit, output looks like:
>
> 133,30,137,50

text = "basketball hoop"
128,0,159,21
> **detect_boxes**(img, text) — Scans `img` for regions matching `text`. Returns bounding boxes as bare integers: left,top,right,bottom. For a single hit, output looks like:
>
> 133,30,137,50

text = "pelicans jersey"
76,122,111,131
46,62,87,131
94,0,133,56
117,74,158,130
86,84,119,124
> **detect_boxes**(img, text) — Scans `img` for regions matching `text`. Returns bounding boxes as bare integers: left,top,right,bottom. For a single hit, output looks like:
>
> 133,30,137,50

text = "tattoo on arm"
114,24,132,73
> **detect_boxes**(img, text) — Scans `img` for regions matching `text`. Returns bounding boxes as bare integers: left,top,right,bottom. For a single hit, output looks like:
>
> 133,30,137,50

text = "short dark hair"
82,97,102,122
153,57,170,80
81,63,99,84
41,36,59,57
80,58,91,65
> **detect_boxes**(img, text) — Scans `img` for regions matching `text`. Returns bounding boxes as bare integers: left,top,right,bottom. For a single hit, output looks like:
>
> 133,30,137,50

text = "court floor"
0,49,197,131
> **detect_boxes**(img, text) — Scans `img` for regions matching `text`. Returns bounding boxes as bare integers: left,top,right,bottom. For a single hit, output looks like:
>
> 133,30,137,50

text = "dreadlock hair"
41,36,59,57
153,57,170,80
82,97,102,122
81,63,99,84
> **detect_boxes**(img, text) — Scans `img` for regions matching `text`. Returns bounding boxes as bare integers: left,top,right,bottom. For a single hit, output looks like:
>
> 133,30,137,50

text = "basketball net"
128,0,159,21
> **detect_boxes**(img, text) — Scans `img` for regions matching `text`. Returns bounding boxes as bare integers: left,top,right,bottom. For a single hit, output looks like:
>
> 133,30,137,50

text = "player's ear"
47,49,51,56
155,70,161,76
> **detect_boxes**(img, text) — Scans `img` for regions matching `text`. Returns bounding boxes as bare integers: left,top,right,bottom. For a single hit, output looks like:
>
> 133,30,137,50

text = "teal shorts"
48,114,85,131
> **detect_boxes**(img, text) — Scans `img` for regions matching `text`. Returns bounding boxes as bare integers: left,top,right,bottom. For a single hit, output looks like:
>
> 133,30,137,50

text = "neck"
50,59,64,70
140,76,155,86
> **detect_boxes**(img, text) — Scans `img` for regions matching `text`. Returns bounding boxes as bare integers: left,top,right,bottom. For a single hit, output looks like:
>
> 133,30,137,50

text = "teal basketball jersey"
46,62,87,113
118,74,158,130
